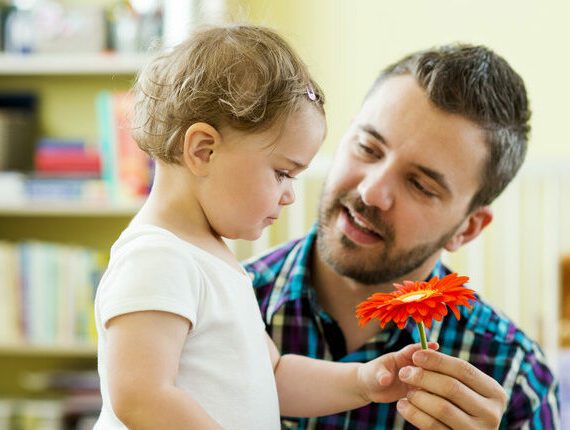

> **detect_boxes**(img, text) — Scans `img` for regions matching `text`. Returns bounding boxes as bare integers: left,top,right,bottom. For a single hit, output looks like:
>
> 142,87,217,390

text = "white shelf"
0,201,142,216
0,52,149,75
0,343,96,357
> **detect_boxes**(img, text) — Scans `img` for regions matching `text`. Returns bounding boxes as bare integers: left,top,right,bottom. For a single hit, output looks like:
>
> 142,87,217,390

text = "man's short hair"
367,44,530,210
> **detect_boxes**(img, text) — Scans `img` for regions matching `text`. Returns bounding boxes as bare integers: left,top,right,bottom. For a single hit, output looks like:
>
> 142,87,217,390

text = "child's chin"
243,230,263,242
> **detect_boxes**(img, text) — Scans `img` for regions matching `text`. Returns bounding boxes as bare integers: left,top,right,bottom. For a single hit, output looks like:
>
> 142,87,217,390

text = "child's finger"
392,342,440,369
402,342,439,357
427,341,439,351
377,370,394,386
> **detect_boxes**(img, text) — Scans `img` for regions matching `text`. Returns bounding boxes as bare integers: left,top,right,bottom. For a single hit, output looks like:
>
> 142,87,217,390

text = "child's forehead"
268,151,307,169
269,108,325,164
215,106,324,161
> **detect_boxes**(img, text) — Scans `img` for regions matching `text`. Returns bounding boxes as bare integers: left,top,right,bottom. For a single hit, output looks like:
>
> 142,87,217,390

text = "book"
24,177,107,203
34,153,101,176
0,242,21,344
1,241,104,346
34,138,102,177
95,91,152,203
0,171,26,204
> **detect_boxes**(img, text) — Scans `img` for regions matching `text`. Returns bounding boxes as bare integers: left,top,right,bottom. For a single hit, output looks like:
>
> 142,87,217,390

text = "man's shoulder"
454,294,539,356
435,294,556,398
458,297,559,427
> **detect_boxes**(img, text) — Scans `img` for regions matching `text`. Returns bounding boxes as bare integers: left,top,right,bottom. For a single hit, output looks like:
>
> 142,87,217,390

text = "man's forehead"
359,75,421,113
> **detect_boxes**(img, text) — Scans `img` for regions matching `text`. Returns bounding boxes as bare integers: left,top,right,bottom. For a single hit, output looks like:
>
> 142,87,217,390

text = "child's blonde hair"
132,24,325,163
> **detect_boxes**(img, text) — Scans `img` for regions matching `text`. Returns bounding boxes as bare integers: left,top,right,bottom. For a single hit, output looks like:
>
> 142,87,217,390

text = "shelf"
0,343,96,358
0,201,142,217
0,52,149,75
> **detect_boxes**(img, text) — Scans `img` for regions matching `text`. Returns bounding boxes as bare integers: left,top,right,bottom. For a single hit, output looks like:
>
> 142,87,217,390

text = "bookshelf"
0,201,142,217
0,343,97,357
0,51,143,428
0,342,97,395
0,53,149,76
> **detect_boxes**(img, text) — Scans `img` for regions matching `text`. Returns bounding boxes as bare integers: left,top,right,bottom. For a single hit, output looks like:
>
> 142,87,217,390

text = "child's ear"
182,122,222,176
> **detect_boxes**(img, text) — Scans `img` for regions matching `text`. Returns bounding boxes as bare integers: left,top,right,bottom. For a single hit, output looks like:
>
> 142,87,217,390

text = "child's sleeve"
97,241,203,330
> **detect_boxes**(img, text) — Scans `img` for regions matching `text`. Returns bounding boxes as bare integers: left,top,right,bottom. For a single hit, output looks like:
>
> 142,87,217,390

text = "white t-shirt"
93,224,280,429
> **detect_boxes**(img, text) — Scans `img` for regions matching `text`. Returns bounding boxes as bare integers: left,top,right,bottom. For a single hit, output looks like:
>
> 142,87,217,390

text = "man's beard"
316,190,461,285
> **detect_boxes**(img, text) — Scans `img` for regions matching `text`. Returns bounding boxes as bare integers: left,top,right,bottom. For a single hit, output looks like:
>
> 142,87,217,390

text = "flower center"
399,290,431,302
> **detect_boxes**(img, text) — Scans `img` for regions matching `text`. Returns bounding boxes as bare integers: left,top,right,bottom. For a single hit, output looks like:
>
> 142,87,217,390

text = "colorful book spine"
95,91,152,203
95,91,120,201
34,138,101,176
0,241,104,346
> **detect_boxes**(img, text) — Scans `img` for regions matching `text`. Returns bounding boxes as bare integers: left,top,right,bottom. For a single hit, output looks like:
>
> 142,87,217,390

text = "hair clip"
306,86,317,101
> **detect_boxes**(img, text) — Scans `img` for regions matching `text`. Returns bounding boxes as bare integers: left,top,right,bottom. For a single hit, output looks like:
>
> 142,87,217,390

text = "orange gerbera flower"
355,273,476,330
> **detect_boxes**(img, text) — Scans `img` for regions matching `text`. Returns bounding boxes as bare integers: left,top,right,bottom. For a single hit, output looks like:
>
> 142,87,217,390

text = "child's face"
201,104,326,241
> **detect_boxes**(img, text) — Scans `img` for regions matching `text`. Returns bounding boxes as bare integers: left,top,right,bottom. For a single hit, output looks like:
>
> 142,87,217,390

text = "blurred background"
0,0,568,428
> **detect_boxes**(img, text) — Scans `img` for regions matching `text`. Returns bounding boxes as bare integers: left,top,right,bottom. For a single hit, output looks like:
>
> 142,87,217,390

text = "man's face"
317,75,488,284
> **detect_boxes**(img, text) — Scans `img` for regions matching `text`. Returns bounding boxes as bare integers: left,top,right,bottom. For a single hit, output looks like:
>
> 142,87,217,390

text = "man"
244,44,560,429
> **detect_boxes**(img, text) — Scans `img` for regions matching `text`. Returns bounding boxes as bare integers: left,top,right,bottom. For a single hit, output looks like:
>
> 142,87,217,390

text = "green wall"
241,0,570,161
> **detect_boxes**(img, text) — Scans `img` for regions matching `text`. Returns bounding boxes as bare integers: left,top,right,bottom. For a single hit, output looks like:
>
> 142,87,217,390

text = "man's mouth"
345,206,382,238
334,205,385,246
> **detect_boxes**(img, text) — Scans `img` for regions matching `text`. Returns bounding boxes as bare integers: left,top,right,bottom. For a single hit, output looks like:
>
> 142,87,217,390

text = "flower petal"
354,273,475,331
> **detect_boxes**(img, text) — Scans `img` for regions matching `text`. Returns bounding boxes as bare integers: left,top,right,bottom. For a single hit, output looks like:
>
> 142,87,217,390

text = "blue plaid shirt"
243,226,560,429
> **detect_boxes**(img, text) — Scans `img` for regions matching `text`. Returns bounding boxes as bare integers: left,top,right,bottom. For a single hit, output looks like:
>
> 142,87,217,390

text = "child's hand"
357,342,439,404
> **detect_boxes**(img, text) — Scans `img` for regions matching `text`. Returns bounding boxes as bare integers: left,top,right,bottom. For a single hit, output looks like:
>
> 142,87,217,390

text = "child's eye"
275,170,294,182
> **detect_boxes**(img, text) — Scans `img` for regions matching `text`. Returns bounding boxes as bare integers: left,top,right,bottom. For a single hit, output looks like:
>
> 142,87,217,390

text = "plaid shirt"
243,226,560,430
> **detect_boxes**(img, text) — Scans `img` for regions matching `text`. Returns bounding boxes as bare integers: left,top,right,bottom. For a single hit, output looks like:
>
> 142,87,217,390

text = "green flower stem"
417,321,428,350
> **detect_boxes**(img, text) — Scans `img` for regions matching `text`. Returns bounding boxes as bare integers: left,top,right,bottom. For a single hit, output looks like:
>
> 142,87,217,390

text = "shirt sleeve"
504,344,560,429
97,239,203,329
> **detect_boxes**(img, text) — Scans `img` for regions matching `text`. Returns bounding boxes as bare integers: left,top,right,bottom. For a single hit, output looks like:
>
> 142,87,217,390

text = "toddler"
94,24,434,429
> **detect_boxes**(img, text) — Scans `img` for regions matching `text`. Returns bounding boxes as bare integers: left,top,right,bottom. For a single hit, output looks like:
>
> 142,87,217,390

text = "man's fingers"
399,365,481,416
405,388,476,429
396,398,450,430
398,364,505,421
411,350,506,403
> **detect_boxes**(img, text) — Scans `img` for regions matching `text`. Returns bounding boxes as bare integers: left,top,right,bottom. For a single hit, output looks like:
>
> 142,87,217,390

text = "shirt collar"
266,223,449,329
262,225,317,323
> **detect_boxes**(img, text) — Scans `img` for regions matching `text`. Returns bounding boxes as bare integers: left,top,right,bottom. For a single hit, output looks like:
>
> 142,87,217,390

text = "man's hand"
396,349,508,429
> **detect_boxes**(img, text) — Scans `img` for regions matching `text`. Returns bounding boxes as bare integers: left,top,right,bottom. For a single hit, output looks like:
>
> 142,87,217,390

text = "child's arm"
266,333,437,418
106,310,223,429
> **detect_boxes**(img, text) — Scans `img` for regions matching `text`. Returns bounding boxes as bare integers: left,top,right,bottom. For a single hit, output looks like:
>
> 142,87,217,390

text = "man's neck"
310,244,437,353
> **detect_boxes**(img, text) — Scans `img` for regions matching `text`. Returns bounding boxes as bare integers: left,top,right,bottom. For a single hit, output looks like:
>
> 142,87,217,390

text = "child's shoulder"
108,224,204,270
108,223,232,278
112,223,183,254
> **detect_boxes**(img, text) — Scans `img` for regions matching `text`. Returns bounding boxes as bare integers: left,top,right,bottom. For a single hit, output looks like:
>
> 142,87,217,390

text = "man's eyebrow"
359,124,451,195
415,164,452,195
360,124,389,147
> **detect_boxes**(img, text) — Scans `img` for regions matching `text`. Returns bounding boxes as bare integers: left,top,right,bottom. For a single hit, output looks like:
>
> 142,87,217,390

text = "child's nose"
279,183,296,206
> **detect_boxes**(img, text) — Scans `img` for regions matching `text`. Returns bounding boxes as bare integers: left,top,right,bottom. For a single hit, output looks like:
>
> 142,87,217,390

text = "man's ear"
182,122,222,176
444,206,493,252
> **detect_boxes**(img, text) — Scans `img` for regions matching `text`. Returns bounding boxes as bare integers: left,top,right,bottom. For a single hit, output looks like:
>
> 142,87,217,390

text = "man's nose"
357,166,395,211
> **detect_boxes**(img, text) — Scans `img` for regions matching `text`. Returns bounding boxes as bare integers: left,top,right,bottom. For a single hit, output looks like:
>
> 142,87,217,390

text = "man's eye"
358,143,378,157
411,178,437,197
